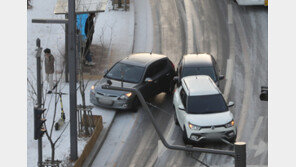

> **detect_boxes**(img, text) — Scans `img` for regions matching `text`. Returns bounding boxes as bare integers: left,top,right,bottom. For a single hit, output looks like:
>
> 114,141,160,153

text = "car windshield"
182,66,217,82
106,62,145,83
187,94,228,114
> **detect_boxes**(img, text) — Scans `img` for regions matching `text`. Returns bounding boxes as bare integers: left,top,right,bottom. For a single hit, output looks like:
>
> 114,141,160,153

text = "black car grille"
200,124,225,130
96,92,117,97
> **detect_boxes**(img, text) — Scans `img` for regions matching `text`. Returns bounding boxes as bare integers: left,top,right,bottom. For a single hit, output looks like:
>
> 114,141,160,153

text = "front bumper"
186,126,236,142
90,90,134,110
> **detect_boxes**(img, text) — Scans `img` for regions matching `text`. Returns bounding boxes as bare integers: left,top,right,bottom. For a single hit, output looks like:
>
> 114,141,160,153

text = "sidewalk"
82,108,116,167
27,0,135,165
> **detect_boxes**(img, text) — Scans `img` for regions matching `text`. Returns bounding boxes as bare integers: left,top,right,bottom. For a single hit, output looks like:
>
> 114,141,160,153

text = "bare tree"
27,44,69,164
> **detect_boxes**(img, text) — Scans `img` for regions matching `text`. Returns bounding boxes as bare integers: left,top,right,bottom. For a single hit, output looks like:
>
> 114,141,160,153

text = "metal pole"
36,38,43,167
65,14,69,82
101,85,235,156
234,142,246,167
68,0,78,161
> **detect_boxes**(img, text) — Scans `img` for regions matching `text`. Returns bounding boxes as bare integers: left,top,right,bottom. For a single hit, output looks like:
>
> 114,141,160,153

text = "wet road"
92,0,267,166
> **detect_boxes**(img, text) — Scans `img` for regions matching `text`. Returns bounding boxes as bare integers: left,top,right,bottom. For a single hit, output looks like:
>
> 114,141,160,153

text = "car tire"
183,126,190,145
130,97,139,112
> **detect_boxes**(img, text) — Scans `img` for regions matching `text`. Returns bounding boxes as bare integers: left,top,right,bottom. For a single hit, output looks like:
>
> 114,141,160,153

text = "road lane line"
235,13,253,142
184,0,195,54
228,3,233,24
223,58,234,101
196,153,205,167
249,116,264,148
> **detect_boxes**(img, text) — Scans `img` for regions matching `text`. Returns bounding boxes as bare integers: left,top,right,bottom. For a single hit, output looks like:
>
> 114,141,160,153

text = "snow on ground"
27,0,134,166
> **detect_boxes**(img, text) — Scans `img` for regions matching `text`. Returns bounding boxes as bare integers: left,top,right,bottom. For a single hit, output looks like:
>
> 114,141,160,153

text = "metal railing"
102,85,246,167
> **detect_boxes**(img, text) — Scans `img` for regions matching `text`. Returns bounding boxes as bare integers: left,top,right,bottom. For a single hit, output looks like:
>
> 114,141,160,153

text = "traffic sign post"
35,38,44,167
34,107,47,140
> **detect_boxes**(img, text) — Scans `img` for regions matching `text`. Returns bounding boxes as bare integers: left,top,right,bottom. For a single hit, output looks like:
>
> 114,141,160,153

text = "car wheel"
130,97,139,112
174,112,179,126
183,126,190,145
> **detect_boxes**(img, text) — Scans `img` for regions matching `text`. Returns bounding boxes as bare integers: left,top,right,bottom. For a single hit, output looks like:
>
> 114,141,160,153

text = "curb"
82,111,117,167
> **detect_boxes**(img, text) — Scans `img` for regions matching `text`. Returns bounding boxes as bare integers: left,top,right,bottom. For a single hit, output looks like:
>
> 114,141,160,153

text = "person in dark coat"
84,13,95,65
44,48,55,90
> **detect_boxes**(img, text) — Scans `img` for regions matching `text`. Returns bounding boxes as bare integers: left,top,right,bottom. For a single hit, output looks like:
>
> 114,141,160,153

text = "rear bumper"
90,91,134,110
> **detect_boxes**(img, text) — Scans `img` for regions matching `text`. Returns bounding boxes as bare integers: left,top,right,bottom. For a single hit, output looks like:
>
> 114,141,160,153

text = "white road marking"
228,3,233,24
249,117,264,148
184,0,195,53
248,116,267,157
254,140,267,157
196,153,205,167
223,58,234,101
235,13,253,142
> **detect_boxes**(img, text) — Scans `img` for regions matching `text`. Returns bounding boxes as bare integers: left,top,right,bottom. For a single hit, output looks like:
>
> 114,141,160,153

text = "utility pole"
65,14,69,82
35,38,43,167
68,0,78,161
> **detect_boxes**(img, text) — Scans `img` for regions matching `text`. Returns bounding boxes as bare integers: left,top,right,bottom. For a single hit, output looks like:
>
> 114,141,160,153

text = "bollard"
234,142,246,167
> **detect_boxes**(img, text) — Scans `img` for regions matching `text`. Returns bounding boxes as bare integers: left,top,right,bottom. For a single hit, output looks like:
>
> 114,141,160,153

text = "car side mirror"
260,86,268,101
173,76,178,82
178,104,185,110
145,77,153,83
228,101,235,107
219,75,225,80
103,69,108,75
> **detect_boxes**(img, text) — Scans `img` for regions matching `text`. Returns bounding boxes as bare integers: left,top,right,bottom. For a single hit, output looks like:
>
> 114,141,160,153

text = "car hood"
185,111,233,126
95,77,138,96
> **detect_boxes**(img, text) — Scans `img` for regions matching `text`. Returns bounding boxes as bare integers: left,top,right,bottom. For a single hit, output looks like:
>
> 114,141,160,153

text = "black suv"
90,53,175,111
176,53,224,87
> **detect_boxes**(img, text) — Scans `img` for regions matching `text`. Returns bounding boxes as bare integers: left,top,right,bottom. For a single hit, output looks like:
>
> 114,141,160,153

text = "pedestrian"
27,0,32,9
84,13,96,65
44,48,55,92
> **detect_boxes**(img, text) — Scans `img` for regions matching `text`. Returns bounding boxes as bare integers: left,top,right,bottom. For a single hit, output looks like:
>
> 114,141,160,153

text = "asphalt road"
92,0,268,166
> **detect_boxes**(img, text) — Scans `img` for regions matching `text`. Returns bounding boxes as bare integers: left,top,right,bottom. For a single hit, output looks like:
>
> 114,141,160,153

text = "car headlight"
91,85,95,90
188,122,201,130
118,92,132,100
225,120,235,128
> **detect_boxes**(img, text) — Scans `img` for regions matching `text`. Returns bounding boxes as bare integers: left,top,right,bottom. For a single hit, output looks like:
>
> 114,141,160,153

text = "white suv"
173,75,236,144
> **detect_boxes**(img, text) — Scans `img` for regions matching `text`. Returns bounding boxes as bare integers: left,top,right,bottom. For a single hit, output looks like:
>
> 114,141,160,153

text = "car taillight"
170,61,175,70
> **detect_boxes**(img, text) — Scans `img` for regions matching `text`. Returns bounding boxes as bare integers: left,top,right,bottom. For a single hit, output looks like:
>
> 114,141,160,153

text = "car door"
212,56,220,85
156,59,175,92
139,62,159,99
177,59,183,86
176,87,188,129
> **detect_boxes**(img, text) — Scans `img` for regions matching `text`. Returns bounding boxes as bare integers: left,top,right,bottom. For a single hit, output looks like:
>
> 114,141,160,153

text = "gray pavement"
91,0,268,166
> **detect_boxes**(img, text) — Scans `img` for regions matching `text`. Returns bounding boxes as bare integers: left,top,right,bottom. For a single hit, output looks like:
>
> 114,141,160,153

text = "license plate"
98,98,113,105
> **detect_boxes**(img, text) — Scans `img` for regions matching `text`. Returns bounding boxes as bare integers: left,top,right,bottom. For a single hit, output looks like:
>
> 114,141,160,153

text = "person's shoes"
88,61,95,66
27,4,32,9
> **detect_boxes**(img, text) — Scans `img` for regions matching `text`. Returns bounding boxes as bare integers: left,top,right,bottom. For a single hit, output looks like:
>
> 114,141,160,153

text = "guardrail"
102,85,246,167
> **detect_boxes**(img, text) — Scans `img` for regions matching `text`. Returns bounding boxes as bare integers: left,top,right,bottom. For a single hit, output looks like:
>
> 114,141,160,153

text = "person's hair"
90,12,95,17
44,48,51,54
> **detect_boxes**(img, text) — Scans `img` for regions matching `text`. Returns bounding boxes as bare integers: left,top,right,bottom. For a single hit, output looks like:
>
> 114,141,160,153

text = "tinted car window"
182,66,217,82
187,94,228,114
106,62,145,83
180,88,187,108
146,59,167,78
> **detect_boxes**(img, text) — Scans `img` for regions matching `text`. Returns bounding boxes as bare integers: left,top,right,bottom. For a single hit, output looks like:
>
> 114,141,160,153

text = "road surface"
92,0,268,166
